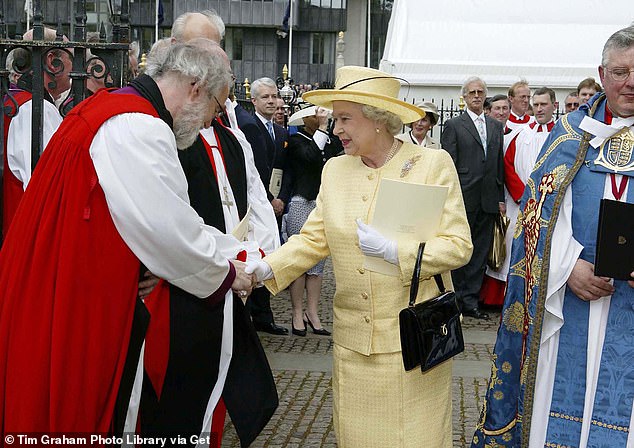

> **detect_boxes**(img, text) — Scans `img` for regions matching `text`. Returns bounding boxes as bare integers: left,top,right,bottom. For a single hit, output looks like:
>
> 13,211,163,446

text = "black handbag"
399,242,464,372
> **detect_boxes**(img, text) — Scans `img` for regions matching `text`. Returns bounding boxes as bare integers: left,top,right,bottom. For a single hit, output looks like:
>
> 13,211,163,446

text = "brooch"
400,155,422,178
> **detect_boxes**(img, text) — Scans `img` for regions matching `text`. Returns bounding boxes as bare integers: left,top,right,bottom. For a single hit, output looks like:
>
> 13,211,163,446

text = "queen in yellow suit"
247,66,473,447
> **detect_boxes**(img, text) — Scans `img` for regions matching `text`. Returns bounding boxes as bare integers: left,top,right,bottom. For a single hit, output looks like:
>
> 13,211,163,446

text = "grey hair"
145,38,232,99
602,25,634,66
461,76,488,96
251,77,278,98
144,38,172,75
202,10,225,38
361,104,403,136
172,9,225,41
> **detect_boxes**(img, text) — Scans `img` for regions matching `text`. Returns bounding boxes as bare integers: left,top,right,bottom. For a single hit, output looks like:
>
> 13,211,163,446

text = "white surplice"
529,172,631,448
7,98,63,189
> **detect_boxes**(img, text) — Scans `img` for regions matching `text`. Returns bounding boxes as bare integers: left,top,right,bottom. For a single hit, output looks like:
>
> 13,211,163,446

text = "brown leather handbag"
487,212,510,271
399,242,464,372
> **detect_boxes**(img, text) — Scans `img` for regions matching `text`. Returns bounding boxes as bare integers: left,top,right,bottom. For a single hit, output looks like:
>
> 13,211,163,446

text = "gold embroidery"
489,357,500,391
595,127,634,172
502,361,512,374
502,432,512,442
591,418,629,433
481,419,517,437
545,443,572,448
502,302,524,333
520,100,598,447
549,411,582,422
520,356,529,386
493,391,504,400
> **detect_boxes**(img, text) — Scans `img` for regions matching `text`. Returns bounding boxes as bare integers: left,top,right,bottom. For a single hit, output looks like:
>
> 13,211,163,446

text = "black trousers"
451,208,496,311
245,286,276,325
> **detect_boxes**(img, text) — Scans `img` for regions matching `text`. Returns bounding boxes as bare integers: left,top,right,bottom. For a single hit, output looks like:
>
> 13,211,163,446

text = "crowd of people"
1,8,633,448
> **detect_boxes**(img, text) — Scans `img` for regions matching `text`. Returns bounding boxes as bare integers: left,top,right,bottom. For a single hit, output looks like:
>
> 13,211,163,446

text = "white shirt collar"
255,111,272,127
466,108,486,123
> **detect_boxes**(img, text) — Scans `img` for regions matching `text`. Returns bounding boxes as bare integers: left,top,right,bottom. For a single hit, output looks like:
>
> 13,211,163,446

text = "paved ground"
222,258,501,447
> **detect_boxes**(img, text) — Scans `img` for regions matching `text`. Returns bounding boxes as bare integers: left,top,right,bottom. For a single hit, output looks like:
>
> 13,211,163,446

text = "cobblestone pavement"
222,258,501,447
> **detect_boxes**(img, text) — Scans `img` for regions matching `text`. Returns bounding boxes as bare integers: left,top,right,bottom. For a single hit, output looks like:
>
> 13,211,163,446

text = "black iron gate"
0,0,131,172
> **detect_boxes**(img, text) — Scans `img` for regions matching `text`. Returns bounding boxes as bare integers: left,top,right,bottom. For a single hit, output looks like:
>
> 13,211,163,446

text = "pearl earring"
375,128,380,134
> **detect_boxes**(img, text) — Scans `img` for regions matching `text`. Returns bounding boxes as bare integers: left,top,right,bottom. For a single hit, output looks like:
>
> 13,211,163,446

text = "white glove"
242,240,262,262
245,259,274,283
356,219,399,265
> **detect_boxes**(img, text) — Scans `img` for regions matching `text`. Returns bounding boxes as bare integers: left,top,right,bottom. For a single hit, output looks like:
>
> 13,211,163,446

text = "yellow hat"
302,66,424,124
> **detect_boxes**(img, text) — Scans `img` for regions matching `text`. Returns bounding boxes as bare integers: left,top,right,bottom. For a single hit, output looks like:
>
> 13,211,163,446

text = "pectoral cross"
222,186,234,208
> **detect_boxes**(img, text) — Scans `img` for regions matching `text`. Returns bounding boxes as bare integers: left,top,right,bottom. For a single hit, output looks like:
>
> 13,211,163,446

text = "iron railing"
0,0,132,172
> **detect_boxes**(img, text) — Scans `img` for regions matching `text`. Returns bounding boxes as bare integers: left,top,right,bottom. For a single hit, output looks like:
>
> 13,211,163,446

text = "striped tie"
476,116,487,157
266,121,275,141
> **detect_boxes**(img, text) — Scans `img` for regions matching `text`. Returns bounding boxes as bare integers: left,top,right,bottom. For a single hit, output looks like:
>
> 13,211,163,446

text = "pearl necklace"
383,139,401,165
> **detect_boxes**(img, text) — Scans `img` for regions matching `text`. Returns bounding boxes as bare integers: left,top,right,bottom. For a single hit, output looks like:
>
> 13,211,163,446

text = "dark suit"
234,103,270,191
254,117,291,203
236,111,289,328
441,111,504,311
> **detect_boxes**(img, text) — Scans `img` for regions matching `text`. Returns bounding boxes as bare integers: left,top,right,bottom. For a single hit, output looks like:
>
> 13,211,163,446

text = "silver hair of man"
144,38,232,99
601,25,634,66
361,105,403,136
144,37,172,74
251,77,278,99
461,76,488,96
171,10,226,40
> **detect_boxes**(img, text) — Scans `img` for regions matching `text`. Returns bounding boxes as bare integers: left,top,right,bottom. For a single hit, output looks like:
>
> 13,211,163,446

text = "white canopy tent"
379,0,634,104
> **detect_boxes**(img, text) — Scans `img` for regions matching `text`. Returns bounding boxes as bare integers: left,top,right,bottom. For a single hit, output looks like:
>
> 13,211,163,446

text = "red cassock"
0,91,157,436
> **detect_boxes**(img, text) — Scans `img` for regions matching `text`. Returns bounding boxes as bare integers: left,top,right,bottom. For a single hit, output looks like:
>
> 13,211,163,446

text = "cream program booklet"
269,168,283,198
364,179,449,276
231,205,252,242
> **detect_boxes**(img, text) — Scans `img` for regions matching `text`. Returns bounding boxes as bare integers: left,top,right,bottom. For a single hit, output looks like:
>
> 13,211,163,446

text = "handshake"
230,219,397,301
230,259,274,302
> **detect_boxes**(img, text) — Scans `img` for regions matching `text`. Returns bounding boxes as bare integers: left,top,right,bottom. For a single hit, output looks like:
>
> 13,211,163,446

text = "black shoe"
304,313,331,336
462,308,489,320
253,321,289,335
292,318,307,337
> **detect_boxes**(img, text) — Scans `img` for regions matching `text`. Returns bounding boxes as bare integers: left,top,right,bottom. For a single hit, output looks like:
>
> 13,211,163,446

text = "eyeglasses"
213,95,226,118
466,89,485,97
605,67,634,82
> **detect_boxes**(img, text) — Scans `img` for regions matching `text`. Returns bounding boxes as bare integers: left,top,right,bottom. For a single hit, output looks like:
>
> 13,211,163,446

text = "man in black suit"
233,99,270,186
441,76,505,320
251,77,291,214
238,76,290,335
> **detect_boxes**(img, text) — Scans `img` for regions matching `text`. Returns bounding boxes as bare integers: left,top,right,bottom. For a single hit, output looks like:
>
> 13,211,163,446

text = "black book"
594,198,634,280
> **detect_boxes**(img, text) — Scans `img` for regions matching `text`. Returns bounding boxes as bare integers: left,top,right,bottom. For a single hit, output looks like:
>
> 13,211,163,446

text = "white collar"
466,108,486,123
255,111,272,127
579,115,634,148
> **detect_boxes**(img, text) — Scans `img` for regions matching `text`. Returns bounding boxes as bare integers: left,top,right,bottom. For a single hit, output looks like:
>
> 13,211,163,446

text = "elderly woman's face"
411,116,432,139
331,101,378,157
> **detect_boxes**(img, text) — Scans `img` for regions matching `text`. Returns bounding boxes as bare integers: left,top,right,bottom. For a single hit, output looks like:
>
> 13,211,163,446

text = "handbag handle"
408,242,447,307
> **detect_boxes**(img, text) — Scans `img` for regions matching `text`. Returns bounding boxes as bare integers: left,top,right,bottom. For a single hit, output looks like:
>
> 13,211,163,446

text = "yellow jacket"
265,142,472,355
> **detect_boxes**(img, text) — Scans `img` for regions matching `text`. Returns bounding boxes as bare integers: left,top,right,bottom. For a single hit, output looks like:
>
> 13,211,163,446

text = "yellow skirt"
332,344,452,447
